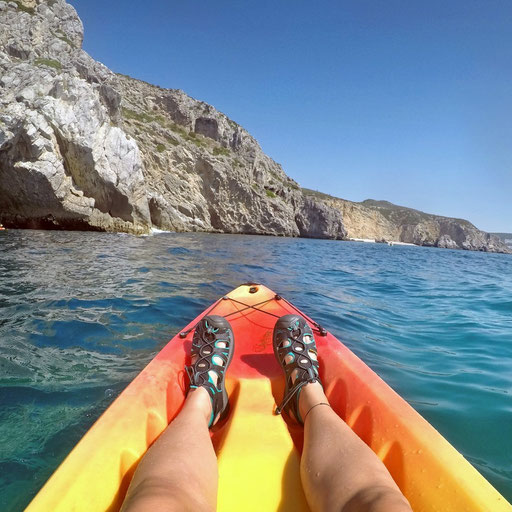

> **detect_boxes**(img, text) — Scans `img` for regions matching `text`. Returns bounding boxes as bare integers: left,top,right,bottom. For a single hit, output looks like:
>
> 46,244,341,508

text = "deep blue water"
0,230,511,511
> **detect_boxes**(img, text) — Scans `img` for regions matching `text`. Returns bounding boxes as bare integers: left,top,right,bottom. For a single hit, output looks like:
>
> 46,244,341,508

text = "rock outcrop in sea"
0,0,345,239
303,191,510,253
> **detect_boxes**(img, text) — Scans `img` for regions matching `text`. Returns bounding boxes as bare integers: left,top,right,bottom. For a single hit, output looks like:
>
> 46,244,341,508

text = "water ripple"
0,231,511,510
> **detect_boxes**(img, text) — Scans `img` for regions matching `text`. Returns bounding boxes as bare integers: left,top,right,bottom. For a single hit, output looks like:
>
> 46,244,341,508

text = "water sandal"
273,314,321,424
185,315,234,427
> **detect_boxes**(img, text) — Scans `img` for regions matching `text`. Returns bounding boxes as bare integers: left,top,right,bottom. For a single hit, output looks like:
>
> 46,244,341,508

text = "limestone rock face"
491,233,512,250
114,76,309,236
0,0,344,237
295,197,346,239
330,199,400,241
437,234,459,250
304,192,510,254
0,0,150,232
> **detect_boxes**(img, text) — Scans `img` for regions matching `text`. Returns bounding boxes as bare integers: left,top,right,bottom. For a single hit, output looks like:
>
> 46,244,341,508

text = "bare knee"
342,485,412,512
122,476,215,512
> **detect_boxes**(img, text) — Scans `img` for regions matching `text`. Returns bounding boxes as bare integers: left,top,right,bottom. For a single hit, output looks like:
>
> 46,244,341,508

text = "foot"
185,315,234,427
186,387,215,425
273,314,323,424
298,381,329,421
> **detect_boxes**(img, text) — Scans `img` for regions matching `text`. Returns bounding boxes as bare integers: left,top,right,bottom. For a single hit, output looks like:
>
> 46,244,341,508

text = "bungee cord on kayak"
179,285,328,341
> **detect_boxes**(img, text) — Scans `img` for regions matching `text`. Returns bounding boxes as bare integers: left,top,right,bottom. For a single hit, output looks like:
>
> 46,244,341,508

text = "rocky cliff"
492,233,512,250
0,0,345,239
303,190,510,254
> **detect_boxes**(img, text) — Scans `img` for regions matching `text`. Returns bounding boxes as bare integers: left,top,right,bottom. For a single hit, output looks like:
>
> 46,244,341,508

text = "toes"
284,354,294,365
208,370,219,387
303,334,313,344
278,337,292,349
212,355,224,367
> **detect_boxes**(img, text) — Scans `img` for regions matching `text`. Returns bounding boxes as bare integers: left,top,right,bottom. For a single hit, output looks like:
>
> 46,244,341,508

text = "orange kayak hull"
26,284,511,511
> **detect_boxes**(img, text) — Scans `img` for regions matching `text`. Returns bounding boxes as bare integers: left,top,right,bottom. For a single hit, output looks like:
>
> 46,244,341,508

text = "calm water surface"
0,230,511,510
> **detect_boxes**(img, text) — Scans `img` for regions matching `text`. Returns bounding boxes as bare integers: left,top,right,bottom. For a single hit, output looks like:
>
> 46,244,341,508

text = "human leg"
299,382,412,512
122,315,234,512
121,388,218,512
272,315,411,512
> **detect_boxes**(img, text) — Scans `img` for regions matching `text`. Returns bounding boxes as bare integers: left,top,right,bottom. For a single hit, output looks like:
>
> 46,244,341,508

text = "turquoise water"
0,230,511,511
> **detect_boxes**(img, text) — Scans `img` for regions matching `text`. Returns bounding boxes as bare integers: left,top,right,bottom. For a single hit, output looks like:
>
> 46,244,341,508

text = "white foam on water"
349,237,376,243
151,228,174,234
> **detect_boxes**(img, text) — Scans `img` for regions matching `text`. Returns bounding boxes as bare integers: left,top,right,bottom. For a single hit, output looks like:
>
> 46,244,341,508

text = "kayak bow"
26,284,511,511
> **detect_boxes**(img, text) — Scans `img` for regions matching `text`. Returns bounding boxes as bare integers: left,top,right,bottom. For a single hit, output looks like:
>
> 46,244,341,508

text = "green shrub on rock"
213,146,230,157
14,1,35,14
54,30,75,48
165,135,179,147
122,108,154,124
34,58,62,70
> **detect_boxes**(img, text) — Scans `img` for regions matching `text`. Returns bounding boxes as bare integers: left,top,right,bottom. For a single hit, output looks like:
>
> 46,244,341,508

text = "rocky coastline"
0,0,508,254
303,191,510,253
492,233,512,250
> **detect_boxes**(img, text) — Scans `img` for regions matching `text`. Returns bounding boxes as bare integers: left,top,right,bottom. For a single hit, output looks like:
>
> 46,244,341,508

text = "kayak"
26,283,511,511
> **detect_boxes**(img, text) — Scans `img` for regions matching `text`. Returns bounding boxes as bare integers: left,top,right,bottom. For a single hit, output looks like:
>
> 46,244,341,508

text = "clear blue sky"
69,0,512,232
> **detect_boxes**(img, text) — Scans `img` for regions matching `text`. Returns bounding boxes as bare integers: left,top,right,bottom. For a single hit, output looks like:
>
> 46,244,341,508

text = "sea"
1,229,511,511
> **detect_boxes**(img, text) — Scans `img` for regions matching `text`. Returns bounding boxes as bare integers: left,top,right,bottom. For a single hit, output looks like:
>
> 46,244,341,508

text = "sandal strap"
275,378,316,415
185,365,225,414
